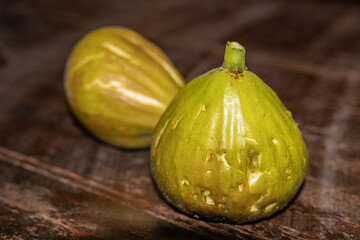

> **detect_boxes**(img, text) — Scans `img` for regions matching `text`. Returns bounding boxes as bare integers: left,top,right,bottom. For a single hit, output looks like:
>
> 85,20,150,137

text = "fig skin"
151,42,308,224
65,26,185,148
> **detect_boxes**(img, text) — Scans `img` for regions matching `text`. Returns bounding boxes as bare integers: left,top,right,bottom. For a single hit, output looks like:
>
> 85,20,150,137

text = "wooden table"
0,0,359,239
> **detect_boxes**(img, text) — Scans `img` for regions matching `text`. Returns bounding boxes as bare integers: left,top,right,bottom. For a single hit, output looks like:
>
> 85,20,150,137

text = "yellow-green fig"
151,42,308,223
65,26,185,148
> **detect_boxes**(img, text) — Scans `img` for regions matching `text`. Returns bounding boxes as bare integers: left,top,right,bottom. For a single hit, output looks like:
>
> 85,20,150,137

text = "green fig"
65,27,185,148
151,42,308,223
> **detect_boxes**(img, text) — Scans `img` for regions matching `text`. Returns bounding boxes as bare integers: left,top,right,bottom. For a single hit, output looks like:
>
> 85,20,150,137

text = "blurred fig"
65,26,185,148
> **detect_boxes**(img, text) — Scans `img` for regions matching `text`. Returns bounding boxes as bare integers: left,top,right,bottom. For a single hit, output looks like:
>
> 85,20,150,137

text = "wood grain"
0,0,359,239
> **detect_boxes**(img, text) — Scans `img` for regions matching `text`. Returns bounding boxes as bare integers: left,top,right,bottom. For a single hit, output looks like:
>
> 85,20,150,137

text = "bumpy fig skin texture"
65,26,185,148
151,43,308,224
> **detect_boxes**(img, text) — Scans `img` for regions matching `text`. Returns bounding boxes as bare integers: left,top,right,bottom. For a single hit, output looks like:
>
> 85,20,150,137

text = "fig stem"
223,41,246,72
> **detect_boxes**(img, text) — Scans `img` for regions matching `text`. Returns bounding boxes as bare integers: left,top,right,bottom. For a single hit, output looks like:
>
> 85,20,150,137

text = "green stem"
223,41,246,72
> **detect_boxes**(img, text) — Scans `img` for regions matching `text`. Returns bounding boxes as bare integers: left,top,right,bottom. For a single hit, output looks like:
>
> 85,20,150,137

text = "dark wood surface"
0,0,359,239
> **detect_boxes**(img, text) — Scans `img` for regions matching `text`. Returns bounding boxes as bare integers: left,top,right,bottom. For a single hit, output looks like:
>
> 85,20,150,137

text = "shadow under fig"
65,101,149,152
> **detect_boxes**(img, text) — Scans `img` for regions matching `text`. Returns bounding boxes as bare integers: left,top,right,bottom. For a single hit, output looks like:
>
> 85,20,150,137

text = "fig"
65,26,185,148
151,42,308,223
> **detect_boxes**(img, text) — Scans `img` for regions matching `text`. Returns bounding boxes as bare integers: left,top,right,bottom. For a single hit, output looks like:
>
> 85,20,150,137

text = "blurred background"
0,0,359,239
1,0,359,119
